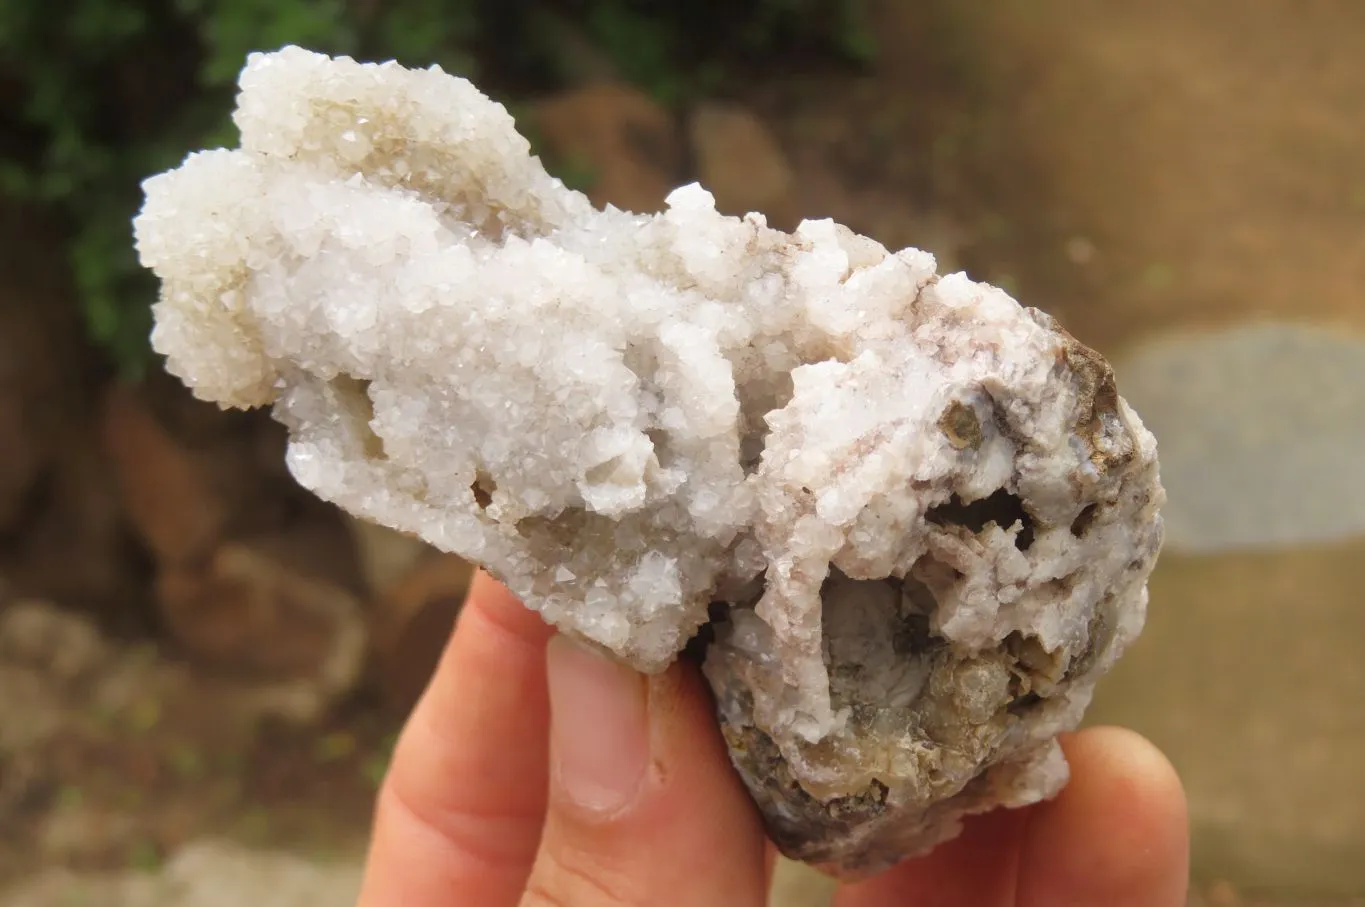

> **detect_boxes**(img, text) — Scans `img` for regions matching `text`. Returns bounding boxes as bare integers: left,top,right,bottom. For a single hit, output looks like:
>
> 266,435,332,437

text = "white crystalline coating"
135,47,1165,874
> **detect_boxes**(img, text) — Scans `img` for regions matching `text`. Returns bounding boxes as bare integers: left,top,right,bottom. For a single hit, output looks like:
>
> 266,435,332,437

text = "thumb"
519,635,768,907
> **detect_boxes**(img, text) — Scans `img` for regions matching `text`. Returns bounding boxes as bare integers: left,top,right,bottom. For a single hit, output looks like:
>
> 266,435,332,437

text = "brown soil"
0,664,395,886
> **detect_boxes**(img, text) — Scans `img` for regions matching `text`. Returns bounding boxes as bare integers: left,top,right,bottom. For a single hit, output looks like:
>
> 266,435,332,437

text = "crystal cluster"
134,47,1164,874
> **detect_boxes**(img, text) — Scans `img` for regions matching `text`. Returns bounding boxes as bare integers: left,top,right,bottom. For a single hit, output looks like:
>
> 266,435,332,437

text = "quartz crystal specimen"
134,47,1164,875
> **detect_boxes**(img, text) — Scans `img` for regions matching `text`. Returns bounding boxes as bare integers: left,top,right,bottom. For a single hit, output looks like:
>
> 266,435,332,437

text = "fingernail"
546,635,649,816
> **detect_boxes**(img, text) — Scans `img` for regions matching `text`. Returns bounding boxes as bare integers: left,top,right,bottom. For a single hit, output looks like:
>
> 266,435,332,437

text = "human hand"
355,571,1189,907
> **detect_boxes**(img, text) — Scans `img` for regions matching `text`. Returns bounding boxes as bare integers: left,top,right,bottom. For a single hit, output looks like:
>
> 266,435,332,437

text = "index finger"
356,570,554,907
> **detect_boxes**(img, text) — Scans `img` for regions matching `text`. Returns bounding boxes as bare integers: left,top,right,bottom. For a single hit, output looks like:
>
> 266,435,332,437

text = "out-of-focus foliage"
576,0,875,103
0,0,870,374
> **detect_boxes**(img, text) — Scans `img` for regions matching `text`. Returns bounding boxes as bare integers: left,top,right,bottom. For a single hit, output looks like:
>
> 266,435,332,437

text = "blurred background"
1,1,1363,905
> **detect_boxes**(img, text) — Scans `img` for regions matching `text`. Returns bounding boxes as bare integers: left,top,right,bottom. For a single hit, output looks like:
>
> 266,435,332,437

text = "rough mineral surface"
134,47,1165,875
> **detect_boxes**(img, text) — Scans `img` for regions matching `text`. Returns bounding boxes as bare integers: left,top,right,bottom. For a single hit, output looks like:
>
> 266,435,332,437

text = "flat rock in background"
1114,322,1365,553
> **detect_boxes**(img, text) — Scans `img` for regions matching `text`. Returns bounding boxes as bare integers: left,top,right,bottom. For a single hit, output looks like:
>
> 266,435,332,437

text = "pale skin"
355,571,1190,907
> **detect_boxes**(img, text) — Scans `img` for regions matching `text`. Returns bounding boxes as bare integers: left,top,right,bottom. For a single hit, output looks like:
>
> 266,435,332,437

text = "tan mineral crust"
133,47,1164,876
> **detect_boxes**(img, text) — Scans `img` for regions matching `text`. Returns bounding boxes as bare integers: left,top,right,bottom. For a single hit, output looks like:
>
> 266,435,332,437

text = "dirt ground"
0,601,387,888
3,1,1364,904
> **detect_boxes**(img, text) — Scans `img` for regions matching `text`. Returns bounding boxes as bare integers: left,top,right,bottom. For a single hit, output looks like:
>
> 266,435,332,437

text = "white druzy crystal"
135,48,1164,874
